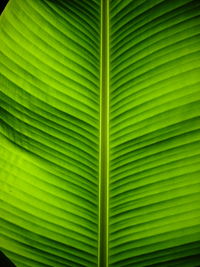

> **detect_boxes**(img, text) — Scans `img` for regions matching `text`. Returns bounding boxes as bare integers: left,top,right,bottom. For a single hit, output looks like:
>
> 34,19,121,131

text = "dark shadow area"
0,0,9,14
148,254,200,267
0,252,16,267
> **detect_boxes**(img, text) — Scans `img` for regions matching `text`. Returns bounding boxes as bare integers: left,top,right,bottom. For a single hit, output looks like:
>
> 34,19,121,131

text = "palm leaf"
0,0,200,266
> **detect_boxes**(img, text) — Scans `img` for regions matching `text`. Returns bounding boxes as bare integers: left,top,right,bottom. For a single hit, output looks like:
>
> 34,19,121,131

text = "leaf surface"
0,0,200,266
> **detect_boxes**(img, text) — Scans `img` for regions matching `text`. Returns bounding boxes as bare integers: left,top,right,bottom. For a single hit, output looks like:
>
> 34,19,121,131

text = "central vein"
99,0,109,266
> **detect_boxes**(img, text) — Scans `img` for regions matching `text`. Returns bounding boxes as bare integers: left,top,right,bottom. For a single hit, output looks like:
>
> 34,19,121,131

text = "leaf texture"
0,0,200,266
109,0,200,266
0,0,100,266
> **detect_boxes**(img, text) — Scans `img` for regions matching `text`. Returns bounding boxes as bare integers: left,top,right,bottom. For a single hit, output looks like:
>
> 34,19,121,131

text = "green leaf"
0,0,200,266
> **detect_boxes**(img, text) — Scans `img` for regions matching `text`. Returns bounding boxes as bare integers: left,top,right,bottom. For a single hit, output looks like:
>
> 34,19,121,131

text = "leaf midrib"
99,0,110,266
